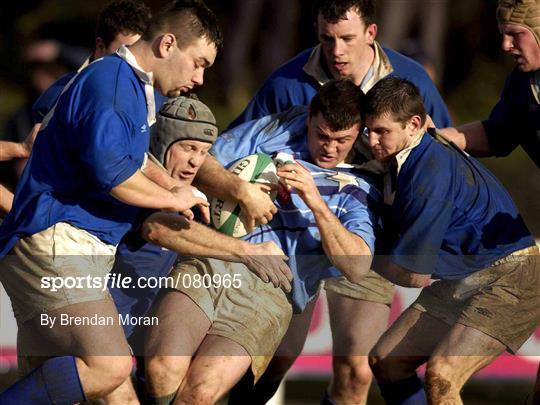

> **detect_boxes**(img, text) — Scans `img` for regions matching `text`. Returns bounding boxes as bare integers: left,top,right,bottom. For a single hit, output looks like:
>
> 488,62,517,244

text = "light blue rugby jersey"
212,106,382,313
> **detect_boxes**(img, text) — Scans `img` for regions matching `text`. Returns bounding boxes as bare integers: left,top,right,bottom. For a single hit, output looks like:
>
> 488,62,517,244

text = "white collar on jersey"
116,45,154,85
116,45,156,126
302,41,394,93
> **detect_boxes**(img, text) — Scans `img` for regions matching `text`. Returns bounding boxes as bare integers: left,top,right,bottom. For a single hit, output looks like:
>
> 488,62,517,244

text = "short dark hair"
314,0,376,26
95,0,152,47
364,77,426,127
145,0,223,52
309,79,365,131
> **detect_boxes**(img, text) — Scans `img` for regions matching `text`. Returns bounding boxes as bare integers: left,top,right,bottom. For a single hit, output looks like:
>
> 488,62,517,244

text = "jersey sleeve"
482,71,523,157
338,186,382,254
390,196,453,274
211,119,269,167
210,106,307,166
76,109,141,192
120,208,157,251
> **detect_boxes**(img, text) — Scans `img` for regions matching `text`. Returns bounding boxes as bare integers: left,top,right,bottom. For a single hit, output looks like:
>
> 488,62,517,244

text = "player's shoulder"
79,55,137,88
256,105,308,130
76,56,144,108
48,71,77,93
383,46,425,71
241,48,317,117
39,71,77,101
400,135,455,193
236,106,308,146
269,48,313,79
406,134,446,168
383,46,433,84
262,48,316,92
274,105,309,123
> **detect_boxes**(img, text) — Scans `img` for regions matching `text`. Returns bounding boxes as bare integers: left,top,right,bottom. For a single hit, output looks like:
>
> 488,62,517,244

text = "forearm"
311,200,372,283
439,121,492,156
142,155,179,190
0,123,41,162
0,184,14,215
372,260,430,288
194,155,244,201
110,170,180,211
0,141,28,161
141,212,250,261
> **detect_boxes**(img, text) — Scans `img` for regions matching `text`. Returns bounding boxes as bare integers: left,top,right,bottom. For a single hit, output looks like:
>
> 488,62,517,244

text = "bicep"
77,111,141,192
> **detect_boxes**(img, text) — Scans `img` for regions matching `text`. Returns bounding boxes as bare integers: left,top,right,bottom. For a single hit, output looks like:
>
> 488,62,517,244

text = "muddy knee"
425,358,457,401
177,375,221,405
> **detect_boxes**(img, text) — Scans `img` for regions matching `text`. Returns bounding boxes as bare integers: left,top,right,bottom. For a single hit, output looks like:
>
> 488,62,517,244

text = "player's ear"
366,23,377,45
408,115,422,133
157,33,176,58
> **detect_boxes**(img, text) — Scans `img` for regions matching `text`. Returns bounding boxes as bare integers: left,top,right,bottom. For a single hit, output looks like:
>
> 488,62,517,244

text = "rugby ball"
211,153,278,237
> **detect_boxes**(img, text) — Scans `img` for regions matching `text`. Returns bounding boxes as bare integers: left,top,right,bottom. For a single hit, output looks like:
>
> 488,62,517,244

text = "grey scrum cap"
150,96,218,165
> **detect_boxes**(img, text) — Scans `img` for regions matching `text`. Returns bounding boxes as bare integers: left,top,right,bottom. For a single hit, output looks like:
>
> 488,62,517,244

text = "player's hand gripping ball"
210,153,279,237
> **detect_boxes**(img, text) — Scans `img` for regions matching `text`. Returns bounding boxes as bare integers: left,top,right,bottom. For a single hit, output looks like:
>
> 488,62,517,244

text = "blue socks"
0,356,86,405
378,374,427,405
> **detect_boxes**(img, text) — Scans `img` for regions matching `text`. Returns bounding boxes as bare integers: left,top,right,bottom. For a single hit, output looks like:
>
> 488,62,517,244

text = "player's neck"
351,45,375,86
128,41,154,74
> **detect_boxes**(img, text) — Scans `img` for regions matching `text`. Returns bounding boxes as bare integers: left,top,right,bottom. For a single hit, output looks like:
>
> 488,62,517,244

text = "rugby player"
364,77,539,404
440,0,540,168
144,79,382,405
0,1,222,403
104,95,291,405
440,1,540,397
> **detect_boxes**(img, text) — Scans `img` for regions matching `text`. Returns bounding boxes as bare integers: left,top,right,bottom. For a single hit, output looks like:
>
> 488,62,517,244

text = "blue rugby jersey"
482,68,540,167
229,43,451,130
0,53,153,256
32,66,168,126
388,133,534,280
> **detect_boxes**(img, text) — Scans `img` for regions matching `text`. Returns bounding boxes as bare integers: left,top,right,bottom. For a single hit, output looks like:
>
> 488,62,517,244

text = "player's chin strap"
426,127,470,158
